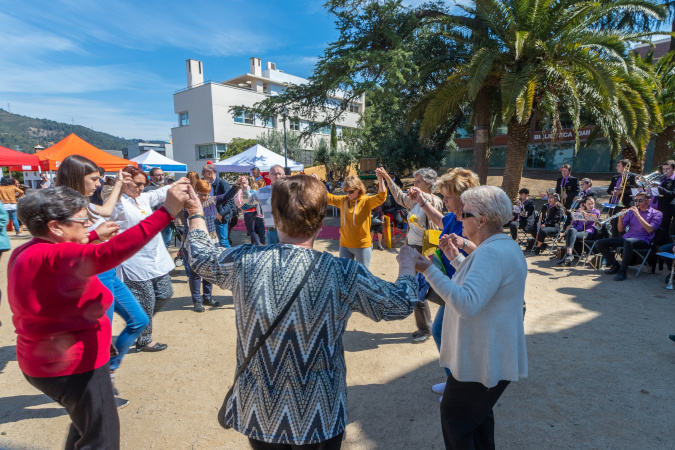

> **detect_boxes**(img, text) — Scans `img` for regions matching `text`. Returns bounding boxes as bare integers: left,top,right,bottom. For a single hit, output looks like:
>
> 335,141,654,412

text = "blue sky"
0,0,353,141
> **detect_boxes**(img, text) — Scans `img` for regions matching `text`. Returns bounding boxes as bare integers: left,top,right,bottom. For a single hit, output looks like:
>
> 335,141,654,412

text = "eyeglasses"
64,217,92,225
636,198,648,203
344,190,356,195
461,212,476,219
133,182,146,188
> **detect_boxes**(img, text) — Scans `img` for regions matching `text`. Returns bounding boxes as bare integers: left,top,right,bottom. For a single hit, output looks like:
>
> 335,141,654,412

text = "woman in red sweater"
8,184,187,449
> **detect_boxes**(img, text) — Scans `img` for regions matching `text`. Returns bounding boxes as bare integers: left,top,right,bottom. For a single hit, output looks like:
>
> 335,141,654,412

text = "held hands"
439,235,460,262
375,167,389,181
184,185,204,217
408,187,423,204
163,182,192,216
114,169,133,186
95,221,119,241
397,246,427,275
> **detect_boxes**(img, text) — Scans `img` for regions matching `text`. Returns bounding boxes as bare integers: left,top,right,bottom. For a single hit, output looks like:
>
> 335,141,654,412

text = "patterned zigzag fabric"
186,229,417,445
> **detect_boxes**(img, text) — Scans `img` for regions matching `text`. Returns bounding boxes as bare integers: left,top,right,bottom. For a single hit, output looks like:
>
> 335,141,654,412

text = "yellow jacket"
328,190,387,248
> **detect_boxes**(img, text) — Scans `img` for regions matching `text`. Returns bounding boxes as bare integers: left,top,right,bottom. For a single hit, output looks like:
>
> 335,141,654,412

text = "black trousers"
440,373,510,450
595,237,649,273
24,363,120,450
248,432,343,450
533,227,558,243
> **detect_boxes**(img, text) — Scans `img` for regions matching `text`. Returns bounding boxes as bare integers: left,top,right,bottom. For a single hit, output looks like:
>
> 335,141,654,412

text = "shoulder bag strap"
217,250,323,429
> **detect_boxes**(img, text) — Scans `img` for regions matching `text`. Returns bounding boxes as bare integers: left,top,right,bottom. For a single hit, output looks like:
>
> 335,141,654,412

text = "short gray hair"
17,186,88,236
413,167,437,191
461,186,512,233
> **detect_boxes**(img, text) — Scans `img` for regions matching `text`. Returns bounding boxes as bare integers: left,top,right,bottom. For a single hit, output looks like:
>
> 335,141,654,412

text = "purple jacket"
622,207,663,243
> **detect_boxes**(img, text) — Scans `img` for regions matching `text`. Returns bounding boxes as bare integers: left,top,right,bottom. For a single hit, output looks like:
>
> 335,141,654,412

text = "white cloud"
3,96,175,140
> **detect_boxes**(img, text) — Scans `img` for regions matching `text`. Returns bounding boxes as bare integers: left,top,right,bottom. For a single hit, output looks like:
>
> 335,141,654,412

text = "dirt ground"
1,196,674,449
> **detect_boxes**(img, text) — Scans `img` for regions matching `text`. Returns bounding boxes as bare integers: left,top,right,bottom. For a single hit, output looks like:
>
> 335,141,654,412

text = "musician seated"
557,197,599,266
509,188,535,241
595,191,662,281
532,194,565,255
579,178,596,202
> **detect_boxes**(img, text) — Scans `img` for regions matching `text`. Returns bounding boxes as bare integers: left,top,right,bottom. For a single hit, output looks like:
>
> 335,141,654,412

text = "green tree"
651,51,675,165
315,139,330,166
330,124,338,151
256,129,304,162
412,0,665,198
220,138,257,160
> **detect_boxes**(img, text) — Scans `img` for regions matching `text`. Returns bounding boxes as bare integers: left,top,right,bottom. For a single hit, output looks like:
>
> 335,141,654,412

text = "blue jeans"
161,225,172,247
431,306,450,376
98,269,150,371
7,209,19,233
266,229,279,244
216,221,231,248
182,252,213,303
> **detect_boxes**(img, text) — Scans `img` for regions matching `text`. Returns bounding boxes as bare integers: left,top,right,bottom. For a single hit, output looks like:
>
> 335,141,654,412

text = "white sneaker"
432,382,446,394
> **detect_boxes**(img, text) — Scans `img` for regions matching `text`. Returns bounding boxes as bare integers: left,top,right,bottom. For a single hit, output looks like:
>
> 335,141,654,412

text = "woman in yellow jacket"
328,172,386,269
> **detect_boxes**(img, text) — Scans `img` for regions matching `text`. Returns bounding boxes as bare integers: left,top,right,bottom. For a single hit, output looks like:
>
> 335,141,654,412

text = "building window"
197,144,215,160
216,143,227,158
179,112,189,126
321,125,331,135
234,112,254,124
348,103,360,113
261,116,275,128
290,120,300,131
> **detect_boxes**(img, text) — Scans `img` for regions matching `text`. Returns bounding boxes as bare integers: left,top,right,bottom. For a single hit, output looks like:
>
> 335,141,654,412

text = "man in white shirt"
239,165,285,244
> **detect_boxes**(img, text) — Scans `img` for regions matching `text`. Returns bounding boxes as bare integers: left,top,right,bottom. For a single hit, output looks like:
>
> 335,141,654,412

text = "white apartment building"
171,58,364,173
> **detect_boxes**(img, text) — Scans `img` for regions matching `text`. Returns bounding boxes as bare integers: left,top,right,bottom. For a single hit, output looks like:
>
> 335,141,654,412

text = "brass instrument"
568,192,584,211
594,209,630,231
610,162,631,207
637,171,664,191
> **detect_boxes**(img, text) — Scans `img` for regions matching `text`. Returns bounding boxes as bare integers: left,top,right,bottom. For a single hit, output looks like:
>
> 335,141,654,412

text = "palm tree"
413,0,666,199
651,51,675,165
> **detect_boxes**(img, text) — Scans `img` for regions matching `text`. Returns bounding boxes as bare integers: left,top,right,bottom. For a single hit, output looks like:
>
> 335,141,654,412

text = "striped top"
242,185,274,227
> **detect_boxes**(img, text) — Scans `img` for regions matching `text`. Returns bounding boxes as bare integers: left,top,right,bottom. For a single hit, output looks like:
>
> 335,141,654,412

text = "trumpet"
594,209,630,231
637,171,663,189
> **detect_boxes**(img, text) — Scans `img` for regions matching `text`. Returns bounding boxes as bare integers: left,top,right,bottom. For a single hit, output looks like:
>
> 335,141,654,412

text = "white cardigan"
423,233,528,388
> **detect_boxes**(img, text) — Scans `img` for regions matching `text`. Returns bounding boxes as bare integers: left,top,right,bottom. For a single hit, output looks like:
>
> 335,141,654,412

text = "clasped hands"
396,233,464,275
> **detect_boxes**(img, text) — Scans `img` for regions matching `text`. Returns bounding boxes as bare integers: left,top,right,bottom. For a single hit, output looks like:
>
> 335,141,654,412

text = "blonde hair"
438,168,480,198
342,175,366,197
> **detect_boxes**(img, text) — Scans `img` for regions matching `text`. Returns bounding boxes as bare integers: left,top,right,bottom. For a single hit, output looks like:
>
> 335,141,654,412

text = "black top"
515,198,536,230
540,204,566,229
657,176,675,215
212,178,238,224
556,176,580,209
607,173,637,207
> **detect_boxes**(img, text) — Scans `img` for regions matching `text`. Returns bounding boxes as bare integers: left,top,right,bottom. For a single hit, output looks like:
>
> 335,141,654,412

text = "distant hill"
0,109,166,153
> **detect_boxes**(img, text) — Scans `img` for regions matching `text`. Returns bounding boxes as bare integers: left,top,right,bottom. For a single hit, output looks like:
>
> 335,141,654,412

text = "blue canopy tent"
130,150,187,173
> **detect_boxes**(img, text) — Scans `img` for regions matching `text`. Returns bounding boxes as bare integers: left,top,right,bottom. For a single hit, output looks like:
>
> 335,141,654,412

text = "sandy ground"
0,211,674,450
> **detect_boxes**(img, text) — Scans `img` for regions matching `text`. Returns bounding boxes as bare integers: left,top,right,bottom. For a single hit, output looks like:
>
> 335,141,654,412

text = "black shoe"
563,255,573,267
138,342,168,352
115,397,130,409
606,265,620,274
613,271,627,281
669,335,675,343
193,301,205,312
202,298,220,307
533,247,542,255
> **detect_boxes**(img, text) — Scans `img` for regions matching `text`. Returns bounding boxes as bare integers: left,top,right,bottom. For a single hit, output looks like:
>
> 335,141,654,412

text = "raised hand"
239,175,249,189
375,167,388,179
95,221,119,241
439,235,460,261
163,182,191,216
184,185,204,216
115,169,133,186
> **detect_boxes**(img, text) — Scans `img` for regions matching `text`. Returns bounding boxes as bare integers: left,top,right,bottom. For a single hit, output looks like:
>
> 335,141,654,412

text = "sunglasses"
461,212,475,219
344,190,357,195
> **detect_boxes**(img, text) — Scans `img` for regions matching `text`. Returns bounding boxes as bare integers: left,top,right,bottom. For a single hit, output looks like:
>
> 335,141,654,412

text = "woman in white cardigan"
406,185,528,449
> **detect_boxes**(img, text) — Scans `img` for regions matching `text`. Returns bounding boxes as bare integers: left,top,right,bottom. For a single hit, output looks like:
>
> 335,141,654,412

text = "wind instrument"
611,162,631,207
667,262,675,290
594,209,630,231
569,192,585,211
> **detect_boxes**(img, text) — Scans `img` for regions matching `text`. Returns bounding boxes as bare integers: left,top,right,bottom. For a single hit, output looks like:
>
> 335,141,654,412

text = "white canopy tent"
130,150,188,173
212,144,304,172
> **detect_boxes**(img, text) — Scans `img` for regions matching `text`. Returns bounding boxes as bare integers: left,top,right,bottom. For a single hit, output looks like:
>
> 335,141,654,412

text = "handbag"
217,251,323,429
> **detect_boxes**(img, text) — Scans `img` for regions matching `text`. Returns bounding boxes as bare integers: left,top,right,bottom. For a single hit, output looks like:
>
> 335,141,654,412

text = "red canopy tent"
33,134,136,171
0,145,40,168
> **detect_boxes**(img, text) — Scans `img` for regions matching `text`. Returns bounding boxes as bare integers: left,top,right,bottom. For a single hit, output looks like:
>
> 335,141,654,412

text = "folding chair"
617,246,653,278
544,217,568,256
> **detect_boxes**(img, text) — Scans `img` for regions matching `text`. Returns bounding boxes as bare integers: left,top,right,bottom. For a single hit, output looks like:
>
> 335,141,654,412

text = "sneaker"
613,271,627,281
378,244,384,250
115,397,130,409
564,255,574,266
412,332,431,343
432,382,446,394
202,298,220,307
193,301,205,312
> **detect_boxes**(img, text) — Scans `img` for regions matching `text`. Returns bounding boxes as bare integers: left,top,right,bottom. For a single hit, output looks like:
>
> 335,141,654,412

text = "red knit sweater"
8,207,174,377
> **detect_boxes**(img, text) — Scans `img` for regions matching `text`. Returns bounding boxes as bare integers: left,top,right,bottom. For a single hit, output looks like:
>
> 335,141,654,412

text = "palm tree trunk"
621,145,644,174
472,88,490,184
654,126,675,166
502,120,531,200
